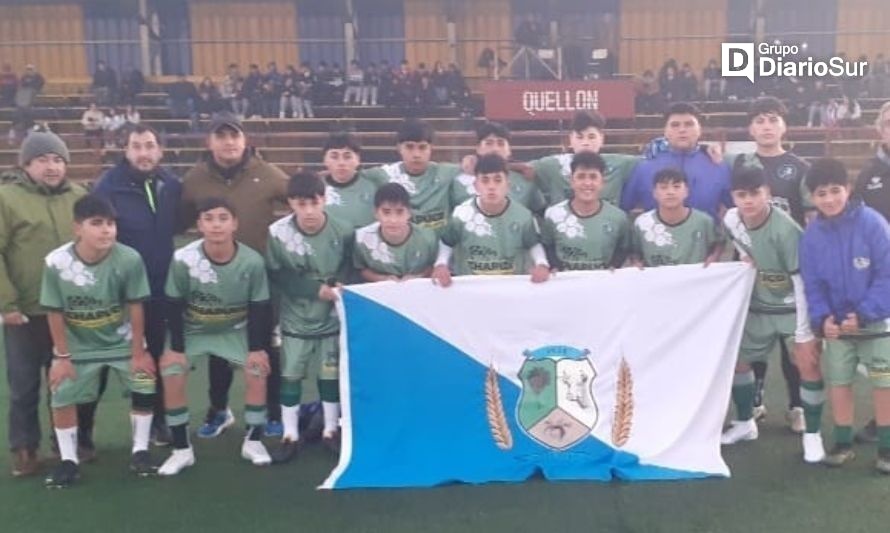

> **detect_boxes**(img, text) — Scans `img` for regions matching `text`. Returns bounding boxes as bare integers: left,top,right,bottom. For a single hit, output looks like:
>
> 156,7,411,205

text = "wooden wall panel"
0,3,88,80
455,0,512,78
836,0,890,60
404,0,450,67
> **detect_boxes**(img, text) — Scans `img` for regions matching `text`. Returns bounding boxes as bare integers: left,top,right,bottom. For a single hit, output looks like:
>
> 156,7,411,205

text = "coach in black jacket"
88,124,182,446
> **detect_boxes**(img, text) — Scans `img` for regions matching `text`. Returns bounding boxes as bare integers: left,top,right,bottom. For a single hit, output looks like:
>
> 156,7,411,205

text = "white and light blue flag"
323,263,755,489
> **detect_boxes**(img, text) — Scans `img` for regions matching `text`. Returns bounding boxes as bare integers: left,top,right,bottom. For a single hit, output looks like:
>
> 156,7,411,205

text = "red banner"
483,80,636,121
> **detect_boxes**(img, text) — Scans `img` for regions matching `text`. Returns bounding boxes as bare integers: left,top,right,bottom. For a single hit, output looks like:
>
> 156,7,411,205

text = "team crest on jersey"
602,222,614,235
516,345,597,450
854,257,871,270
509,221,520,234
867,176,884,191
693,230,704,241
777,164,797,181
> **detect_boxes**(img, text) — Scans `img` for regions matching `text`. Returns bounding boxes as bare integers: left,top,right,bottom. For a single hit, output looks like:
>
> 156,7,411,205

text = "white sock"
55,427,79,464
130,412,153,453
322,401,340,435
281,404,300,442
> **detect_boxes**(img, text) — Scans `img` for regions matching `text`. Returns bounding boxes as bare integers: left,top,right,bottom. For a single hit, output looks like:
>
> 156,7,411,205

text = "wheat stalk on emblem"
485,364,514,450
612,357,634,447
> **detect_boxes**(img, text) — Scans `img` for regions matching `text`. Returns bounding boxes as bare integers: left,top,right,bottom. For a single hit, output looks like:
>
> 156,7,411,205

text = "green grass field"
2,339,889,533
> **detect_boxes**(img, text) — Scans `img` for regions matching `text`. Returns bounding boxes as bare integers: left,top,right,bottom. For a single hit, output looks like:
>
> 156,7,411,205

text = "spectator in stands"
446,63,468,105
362,62,380,106
166,74,199,131
243,64,263,118
635,70,661,114
701,59,723,100
514,13,545,49
431,62,449,105
393,60,416,109
679,63,699,102
806,80,833,127
329,62,346,104
196,77,222,118
279,65,301,118
621,102,732,221
124,103,141,125
91,124,182,448
314,61,331,105
0,63,17,108
15,64,44,110
378,59,394,106
344,60,364,106
81,102,106,152
867,54,890,99
221,63,247,119
417,75,437,111
119,64,144,106
1,130,86,478
7,109,34,147
297,62,315,118
179,113,288,441
658,59,679,90
262,61,283,118
660,65,682,103
834,95,862,127
103,107,127,149
91,60,117,106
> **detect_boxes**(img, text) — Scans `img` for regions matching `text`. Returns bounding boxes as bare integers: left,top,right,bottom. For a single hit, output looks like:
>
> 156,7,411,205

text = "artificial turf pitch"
1,345,889,532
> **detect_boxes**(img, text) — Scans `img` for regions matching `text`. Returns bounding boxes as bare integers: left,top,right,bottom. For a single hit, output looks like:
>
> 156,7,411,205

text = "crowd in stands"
163,59,471,126
636,54,890,127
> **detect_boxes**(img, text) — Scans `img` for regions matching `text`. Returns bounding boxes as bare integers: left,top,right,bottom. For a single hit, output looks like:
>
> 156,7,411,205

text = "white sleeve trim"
529,244,549,267
435,242,453,267
791,273,815,343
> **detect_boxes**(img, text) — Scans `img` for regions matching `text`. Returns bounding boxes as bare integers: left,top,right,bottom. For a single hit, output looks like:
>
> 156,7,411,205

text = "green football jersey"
266,214,353,336
631,208,721,267
40,242,150,361
723,206,803,314
451,170,547,213
165,239,270,356
441,198,540,276
353,222,438,278
532,153,639,206
364,161,462,232
541,200,631,271
324,172,378,230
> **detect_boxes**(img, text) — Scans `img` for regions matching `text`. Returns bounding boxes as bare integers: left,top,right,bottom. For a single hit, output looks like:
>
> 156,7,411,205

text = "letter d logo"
721,43,754,83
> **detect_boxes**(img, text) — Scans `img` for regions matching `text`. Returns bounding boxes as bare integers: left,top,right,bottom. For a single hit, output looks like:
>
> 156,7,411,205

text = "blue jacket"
800,200,890,334
93,159,182,297
620,148,732,220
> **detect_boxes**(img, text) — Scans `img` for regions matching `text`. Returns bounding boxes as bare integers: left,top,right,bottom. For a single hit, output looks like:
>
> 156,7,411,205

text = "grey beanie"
19,131,70,166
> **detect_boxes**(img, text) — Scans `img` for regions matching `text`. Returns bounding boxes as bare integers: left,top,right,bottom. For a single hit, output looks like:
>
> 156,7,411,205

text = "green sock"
731,370,756,421
800,380,825,433
834,425,854,446
877,426,890,451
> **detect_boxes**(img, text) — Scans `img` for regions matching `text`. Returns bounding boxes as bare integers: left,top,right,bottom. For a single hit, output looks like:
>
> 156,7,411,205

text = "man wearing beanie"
0,130,86,477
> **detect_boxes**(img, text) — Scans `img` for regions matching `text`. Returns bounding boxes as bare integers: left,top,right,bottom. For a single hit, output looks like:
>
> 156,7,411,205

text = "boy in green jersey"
354,183,438,282
432,154,550,286
364,119,462,232
720,168,826,463
42,195,155,488
266,171,353,462
452,121,546,212
541,152,631,271
158,197,273,476
630,168,723,268
323,132,378,230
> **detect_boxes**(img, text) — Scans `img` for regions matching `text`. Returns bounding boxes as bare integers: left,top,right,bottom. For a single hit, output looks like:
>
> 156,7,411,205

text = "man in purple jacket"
800,157,890,474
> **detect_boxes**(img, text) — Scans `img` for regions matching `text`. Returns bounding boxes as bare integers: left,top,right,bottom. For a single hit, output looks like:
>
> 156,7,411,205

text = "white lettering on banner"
521,90,599,117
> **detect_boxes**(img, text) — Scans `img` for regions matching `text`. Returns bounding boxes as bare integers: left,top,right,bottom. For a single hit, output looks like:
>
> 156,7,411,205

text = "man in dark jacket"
92,60,118,106
91,124,182,445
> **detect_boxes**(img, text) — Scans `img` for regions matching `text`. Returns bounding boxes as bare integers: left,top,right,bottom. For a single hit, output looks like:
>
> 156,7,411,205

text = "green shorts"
52,358,156,408
162,332,247,377
738,312,795,364
823,335,890,388
281,334,339,381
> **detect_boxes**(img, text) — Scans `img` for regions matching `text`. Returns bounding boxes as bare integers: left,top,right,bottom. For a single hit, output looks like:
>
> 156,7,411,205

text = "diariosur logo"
721,42,868,82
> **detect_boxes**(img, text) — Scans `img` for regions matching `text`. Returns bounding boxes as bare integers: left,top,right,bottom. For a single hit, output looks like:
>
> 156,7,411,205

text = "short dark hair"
374,183,411,209
748,96,788,122
476,121,511,143
571,111,606,133
731,167,767,192
570,151,606,174
125,124,162,146
396,119,434,144
664,102,702,123
196,196,236,217
806,157,849,193
74,194,117,222
653,167,687,186
287,171,326,199
323,132,362,157
474,153,508,176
